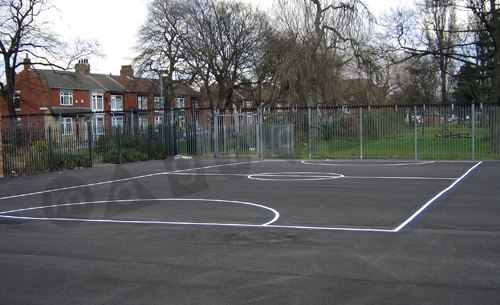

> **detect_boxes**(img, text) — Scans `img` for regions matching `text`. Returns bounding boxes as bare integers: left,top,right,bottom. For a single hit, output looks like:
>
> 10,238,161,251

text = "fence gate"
213,111,259,157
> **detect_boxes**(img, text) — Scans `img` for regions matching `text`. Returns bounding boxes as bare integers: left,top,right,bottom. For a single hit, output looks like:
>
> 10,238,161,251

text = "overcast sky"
53,0,404,76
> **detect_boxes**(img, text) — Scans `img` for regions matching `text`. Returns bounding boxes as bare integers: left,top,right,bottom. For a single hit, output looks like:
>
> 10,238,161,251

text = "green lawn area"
293,126,499,160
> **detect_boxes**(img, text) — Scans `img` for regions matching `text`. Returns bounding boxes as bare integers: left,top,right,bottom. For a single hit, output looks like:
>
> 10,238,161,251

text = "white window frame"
138,115,148,132
111,95,123,112
60,117,73,135
112,116,124,131
137,96,148,110
175,97,185,109
93,114,105,136
92,93,104,112
154,96,164,110
60,90,73,106
155,114,163,127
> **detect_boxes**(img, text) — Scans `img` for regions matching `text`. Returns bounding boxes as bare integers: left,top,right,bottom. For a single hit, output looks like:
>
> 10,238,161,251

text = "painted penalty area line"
393,161,483,232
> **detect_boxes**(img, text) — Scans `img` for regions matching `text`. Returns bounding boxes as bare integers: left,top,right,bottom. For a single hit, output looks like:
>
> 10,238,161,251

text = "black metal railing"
2,104,500,176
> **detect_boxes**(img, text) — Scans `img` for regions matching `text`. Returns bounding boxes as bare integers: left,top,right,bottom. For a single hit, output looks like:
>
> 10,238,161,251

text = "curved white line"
248,172,344,181
301,160,435,167
0,198,280,227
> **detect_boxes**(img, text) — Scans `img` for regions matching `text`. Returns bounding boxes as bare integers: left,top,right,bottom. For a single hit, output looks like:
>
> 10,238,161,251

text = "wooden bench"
435,131,472,138
436,131,452,138
457,132,471,138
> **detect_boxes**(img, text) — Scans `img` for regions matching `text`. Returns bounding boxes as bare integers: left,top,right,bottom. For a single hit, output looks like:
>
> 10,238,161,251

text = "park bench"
435,131,471,138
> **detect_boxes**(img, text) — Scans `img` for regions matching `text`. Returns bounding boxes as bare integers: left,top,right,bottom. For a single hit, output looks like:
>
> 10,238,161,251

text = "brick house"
0,57,204,134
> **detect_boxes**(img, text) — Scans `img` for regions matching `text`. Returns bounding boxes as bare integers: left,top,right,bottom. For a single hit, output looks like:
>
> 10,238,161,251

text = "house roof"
30,66,199,98
110,75,160,95
90,74,125,93
32,69,103,91
32,69,126,93
173,83,201,97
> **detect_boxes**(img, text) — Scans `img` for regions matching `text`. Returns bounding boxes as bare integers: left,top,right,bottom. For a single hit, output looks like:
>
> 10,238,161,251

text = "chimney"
120,65,134,78
75,59,91,75
23,54,31,71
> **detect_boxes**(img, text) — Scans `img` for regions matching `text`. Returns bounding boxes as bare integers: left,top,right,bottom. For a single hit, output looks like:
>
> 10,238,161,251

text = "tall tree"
183,0,271,109
134,0,188,108
466,0,500,104
272,0,372,106
0,0,97,116
422,0,459,104
383,0,459,104
393,57,440,104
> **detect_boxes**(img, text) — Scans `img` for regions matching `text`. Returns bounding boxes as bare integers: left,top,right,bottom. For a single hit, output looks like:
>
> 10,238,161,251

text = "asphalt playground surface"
0,158,499,304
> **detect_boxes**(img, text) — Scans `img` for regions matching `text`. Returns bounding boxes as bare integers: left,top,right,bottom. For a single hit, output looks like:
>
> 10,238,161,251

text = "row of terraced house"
0,56,261,136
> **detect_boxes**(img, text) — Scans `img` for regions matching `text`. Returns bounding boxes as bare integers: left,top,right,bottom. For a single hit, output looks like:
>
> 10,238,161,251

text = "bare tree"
183,0,271,109
0,0,98,116
466,0,500,104
134,0,189,108
272,0,372,106
382,0,460,104
423,0,459,104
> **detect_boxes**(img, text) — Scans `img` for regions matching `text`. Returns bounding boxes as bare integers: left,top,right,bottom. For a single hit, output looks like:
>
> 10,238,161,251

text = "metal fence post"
414,104,418,160
359,106,363,160
214,108,219,157
472,103,476,161
48,125,54,171
116,126,122,164
88,121,93,166
257,105,263,158
148,125,153,160
307,107,312,160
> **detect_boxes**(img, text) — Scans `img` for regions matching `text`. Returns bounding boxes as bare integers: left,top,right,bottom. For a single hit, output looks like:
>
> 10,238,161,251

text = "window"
155,114,163,127
93,115,104,136
112,116,124,131
138,115,148,131
154,96,164,110
111,95,123,111
92,93,104,112
60,90,73,106
137,96,148,110
60,117,73,135
175,97,185,109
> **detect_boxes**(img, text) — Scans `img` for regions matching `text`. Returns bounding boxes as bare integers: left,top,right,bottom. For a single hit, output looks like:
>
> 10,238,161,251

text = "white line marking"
248,172,344,181
343,176,456,180
169,171,455,181
168,173,250,177
0,160,264,201
393,161,483,232
265,224,395,233
0,215,279,228
301,160,436,167
0,214,395,232
0,159,482,234
0,198,280,227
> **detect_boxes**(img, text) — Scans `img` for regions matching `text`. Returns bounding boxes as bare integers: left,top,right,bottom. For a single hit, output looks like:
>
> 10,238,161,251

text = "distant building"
0,56,203,134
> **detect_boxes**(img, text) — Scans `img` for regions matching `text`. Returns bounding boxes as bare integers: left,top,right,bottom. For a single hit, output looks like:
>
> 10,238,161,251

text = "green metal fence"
2,104,500,176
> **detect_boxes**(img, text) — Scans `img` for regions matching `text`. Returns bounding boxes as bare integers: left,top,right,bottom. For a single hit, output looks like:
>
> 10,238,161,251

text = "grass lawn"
293,126,499,160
